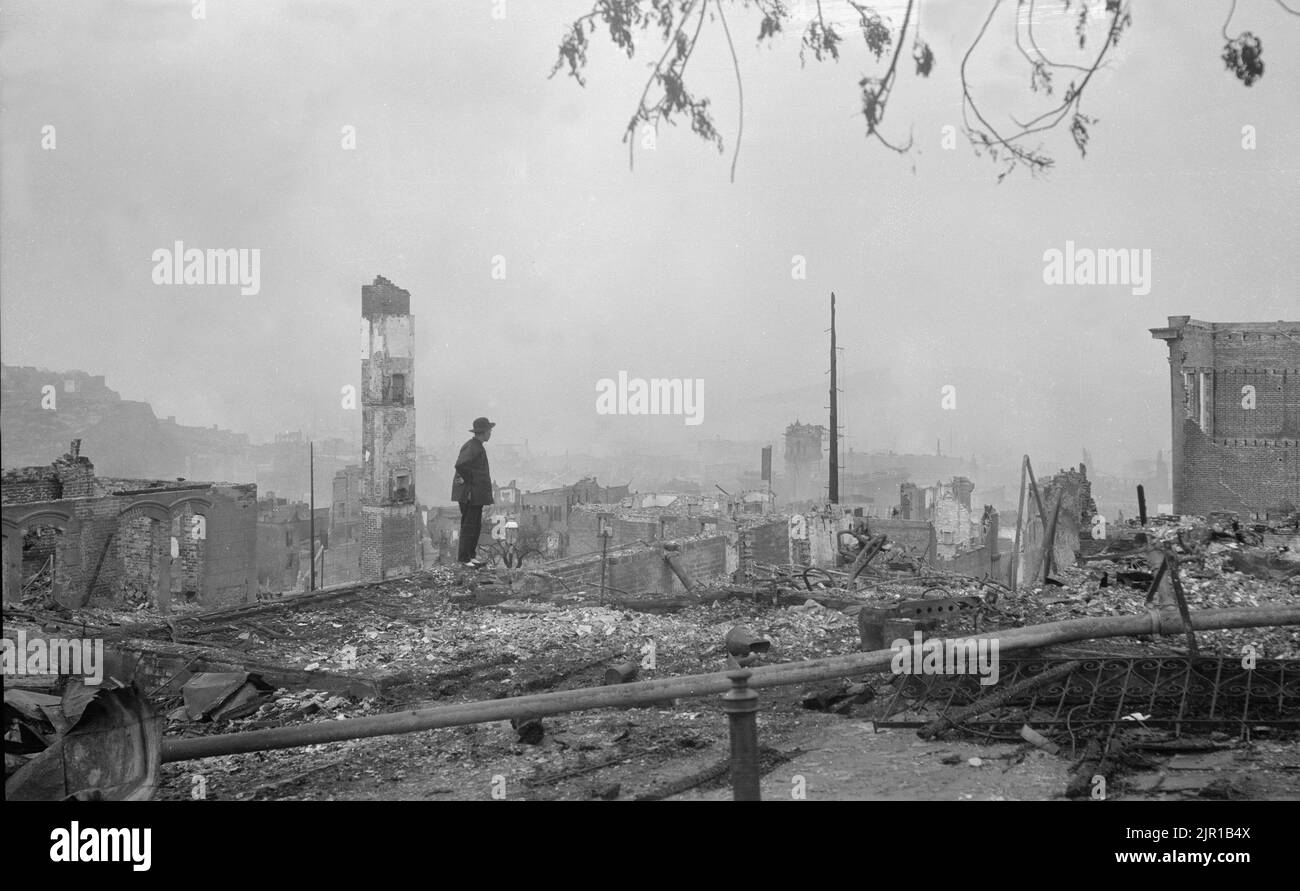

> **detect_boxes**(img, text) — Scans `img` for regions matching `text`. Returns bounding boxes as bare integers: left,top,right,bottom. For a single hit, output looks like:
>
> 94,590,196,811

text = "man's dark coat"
451,437,493,505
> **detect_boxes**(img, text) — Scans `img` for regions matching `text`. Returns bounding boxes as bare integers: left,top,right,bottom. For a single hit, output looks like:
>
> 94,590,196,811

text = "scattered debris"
5,681,160,801
800,679,874,715
5,508,1294,802
724,625,772,657
181,672,274,721
511,716,545,745
603,662,639,685
1020,724,1061,755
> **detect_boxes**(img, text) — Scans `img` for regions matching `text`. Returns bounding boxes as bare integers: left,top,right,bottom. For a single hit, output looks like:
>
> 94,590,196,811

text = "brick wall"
70,495,123,604
330,465,364,542
577,515,658,557
2,449,97,505
868,519,937,561
21,525,61,574
201,484,257,606
933,489,970,554
563,505,728,561
542,535,727,596
1152,318,1299,517
744,519,789,566
937,511,1007,583
613,517,659,549
171,502,204,600
708,513,940,574
1180,421,1299,516
360,503,419,580
256,520,298,592
55,461,96,499
359,508,380,579
566,509,599,555
1,467,63,504
117,508,163,602
661,514,710,541
2,484,256,608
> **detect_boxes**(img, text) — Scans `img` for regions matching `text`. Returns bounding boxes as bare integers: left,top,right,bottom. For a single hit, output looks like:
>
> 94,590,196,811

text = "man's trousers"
458,503,484,563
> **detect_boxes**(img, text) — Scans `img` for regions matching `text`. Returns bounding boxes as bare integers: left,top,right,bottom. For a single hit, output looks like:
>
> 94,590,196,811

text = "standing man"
451,417,495,567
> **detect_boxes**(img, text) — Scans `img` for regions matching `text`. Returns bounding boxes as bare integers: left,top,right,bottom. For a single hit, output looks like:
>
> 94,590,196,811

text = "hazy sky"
2,0,1296,473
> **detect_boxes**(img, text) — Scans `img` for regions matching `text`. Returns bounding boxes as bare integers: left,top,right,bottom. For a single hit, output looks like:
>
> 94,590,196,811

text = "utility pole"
309,440,316,592
828,292,839,505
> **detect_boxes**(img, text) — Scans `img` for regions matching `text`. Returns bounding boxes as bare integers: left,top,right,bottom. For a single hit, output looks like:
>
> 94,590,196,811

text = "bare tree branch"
715,0,745,183
552,0,1286,181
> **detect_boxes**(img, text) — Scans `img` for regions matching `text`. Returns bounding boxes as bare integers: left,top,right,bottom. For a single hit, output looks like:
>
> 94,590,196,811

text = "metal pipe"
604,662,639,685
162,606,1300,762
663,552,696,592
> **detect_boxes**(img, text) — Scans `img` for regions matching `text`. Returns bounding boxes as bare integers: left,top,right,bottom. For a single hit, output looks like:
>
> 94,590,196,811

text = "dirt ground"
156,690,1300,801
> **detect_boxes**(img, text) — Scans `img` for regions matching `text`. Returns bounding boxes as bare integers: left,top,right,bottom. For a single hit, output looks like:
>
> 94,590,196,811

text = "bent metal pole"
162,606,1300,762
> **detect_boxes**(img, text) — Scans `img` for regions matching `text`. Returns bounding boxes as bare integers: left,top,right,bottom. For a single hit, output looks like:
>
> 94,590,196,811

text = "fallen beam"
1039,488,1064,583
847,534,888,585
162,606,1300,762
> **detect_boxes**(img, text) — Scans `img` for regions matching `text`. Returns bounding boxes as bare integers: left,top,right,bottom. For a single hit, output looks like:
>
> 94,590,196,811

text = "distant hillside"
0,364,246,478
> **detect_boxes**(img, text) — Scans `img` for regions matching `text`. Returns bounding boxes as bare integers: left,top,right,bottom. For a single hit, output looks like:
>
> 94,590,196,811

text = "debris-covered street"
9,512,1295,801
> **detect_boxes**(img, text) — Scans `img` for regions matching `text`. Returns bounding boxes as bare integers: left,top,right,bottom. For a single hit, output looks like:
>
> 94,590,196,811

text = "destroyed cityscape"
2,0,1298,837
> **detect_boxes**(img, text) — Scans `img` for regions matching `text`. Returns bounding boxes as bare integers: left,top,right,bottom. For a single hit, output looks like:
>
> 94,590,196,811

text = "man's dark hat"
471,417,496,433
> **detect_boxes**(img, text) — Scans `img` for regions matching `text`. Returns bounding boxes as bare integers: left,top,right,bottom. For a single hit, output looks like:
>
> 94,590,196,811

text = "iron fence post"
723,668,761,801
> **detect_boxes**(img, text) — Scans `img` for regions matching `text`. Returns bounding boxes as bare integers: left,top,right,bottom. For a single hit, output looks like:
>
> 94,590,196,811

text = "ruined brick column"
359,276,419,581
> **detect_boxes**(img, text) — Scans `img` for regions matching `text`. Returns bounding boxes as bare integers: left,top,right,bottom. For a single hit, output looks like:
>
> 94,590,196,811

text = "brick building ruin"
897,476,979,556
783,421,826,503
1151,317,1300,517
359,276,420,580
1,440,256,608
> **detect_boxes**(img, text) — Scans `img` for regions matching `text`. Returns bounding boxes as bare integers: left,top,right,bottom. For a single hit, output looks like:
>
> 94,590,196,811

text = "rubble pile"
7,511,1297,801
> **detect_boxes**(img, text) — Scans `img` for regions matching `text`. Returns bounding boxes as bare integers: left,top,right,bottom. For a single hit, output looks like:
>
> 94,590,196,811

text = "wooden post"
1165,552,1199,656
1039,489,1064,583
1025,457,1049,528
309,441,316,592
1010,458,1028,592
828,293,839,505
